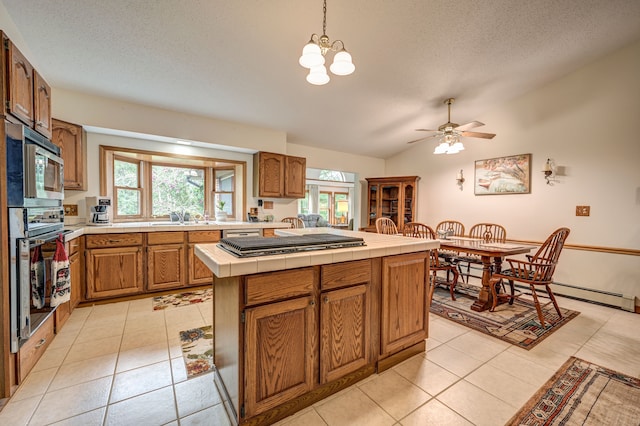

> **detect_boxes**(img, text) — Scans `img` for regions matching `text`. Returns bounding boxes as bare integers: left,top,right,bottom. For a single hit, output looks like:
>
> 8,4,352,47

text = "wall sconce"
456,169,465,190
542,159,554,185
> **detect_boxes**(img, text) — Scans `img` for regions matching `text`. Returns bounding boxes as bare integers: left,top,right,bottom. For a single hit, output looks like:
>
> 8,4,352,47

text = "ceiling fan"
408,98,496,154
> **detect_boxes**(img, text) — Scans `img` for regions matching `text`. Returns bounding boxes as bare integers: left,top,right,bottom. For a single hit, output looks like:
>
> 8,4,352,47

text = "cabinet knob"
324,296,329,304
35,338,47,348
309,299,315,306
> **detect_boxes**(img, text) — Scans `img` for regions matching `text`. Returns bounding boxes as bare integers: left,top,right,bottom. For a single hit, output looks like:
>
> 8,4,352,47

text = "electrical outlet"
576,206,590,216
64,204,79,216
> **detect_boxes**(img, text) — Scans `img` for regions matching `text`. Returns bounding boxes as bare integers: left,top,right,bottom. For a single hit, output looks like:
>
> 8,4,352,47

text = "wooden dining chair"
457,223,507,283
281,217,305,228
403,222,459,302
489,227,570,328
435,220,465,238
375,217,398,235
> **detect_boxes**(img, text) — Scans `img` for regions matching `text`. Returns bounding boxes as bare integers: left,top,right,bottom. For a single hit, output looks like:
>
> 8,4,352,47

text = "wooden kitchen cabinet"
85,233,144,299
147,232,186,291
380,252,429,362
51,118,87,191
55,237,84,331
17,313,54,383
187,231,220,285
253,151,306,198
320,260,371,384
2,32,52,138
364,176,419,233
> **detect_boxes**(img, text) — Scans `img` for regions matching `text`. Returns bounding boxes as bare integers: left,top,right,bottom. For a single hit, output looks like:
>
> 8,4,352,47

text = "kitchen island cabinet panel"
244,295,316,418
380,252,429,359
85,246,144,299
244,268,315,306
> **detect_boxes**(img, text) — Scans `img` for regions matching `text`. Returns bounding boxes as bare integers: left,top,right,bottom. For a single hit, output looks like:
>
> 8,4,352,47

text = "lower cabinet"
244,295,316,418
380,252,429,357
85,233,144,299
187,231,220,285
17,313,54,382
147,232,186,291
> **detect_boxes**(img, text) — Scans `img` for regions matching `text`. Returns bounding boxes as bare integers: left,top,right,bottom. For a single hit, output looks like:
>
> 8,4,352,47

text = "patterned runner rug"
508,357,640,425
430,284,579,350
179,325,214,378
152,288,213,310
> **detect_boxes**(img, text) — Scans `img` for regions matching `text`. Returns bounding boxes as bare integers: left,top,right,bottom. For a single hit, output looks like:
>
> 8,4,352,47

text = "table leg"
470,255,493,312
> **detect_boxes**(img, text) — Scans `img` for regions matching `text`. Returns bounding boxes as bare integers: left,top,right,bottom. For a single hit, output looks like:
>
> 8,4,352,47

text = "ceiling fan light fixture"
306,65,330,85
434,142,449,154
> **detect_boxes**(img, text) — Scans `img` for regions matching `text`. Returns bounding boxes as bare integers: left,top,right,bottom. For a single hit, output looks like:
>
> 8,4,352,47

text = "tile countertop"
195,227,440,278
63,221,291,242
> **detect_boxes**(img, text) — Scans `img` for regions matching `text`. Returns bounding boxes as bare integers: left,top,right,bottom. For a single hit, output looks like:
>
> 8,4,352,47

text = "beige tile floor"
1,291,639,425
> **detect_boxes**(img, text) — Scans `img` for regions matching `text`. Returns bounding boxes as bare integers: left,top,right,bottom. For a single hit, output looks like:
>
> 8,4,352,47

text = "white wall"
386,39,640,308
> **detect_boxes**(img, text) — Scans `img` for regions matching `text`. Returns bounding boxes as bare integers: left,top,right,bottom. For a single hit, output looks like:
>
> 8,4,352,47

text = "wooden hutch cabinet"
364,176,419,232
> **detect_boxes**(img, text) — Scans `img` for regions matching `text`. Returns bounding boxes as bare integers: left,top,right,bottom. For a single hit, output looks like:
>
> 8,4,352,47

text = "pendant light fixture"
299,0,355,85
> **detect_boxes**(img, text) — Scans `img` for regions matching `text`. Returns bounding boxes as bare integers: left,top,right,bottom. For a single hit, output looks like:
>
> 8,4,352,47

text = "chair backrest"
281,217,305,228
531,227,571,280
403,222,435,239
469,223,507,242
375,217,398,235
436,220,465,237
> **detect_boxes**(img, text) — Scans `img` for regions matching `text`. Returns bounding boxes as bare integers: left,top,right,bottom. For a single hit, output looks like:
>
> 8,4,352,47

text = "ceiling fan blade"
460,130,496,139
455,121,485,131
415,128,438,132
407,134,439,144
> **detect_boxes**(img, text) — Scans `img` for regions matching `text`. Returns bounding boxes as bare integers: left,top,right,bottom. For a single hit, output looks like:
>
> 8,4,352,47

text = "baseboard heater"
461,265,635,312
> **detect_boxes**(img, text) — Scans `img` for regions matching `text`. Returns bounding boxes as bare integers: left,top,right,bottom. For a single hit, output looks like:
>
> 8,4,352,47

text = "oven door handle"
26,229,70,246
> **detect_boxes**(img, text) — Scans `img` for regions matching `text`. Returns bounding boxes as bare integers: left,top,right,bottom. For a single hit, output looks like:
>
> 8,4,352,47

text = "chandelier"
299,0,355,85
433,131,465,154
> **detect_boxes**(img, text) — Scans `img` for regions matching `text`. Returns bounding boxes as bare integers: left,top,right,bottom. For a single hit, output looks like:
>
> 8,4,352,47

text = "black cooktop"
218,233,366,257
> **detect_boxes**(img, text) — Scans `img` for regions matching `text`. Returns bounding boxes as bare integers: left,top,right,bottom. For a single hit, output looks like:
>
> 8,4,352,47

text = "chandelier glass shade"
299,0,355,85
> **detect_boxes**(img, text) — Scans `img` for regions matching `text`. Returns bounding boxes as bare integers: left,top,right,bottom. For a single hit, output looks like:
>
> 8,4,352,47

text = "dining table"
437,237,534,312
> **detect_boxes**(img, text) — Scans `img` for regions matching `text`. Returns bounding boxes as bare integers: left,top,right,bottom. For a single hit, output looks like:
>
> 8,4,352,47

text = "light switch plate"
576,206,590,216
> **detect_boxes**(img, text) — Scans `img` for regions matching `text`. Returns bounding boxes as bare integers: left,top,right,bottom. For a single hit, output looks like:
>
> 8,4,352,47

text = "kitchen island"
196,228,439,426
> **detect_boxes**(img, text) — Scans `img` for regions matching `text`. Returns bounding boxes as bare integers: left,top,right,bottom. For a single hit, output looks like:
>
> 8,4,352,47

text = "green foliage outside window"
152,166,204,216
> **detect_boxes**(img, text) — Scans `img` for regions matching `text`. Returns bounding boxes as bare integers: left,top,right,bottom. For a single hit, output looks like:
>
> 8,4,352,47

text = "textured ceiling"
3,0,640,158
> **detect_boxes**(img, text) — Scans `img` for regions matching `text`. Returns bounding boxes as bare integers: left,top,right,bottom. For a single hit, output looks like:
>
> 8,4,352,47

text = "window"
298,191,310,215
101,146,244,222
114,157,142,217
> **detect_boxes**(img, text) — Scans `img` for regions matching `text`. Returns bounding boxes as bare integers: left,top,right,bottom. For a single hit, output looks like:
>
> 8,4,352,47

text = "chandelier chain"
322,0,327,36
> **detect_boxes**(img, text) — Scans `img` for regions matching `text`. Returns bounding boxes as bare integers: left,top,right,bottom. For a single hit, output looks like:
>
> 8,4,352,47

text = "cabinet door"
86,247,144,299
381,184,400,228
380,252,428,356
147,244,185,290
257,152,285,197
401,182,416,230
6,40,34,126
320,284,369,383
284,155,306,198
33,71,52,138
188,244,213,285
368,184,379,228
69,249,83,308
51,118,86,191
244,296,316,418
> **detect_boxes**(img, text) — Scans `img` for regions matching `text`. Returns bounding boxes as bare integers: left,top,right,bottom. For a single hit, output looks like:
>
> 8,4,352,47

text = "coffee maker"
86,196,112,225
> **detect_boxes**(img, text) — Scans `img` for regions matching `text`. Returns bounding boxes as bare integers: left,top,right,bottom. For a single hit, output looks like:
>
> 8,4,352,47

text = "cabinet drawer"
245,268,316,306
147,231,185,245
86,233,143,248
188,230,221,243
321,259,371,290
68,237,81,255
262,228,276,238
18,314,54,382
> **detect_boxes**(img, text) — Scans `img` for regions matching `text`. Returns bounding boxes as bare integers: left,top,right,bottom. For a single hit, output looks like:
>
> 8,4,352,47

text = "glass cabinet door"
381,184,400,226
368,184,378,227
403,184,414,227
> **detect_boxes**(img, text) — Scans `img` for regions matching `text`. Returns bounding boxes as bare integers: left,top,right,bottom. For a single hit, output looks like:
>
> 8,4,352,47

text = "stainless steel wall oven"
6,122,66,353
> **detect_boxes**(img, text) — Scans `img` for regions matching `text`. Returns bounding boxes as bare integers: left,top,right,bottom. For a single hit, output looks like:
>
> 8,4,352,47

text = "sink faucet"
172,209,186,224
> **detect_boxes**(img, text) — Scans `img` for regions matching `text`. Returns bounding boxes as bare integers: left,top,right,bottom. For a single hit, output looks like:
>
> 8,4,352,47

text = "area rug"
152,288,213,310
508,357,640,425
429,284,579,350
179,325,214,378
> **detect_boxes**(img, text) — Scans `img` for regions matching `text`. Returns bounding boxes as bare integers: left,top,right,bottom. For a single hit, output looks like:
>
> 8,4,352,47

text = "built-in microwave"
5,122,64,208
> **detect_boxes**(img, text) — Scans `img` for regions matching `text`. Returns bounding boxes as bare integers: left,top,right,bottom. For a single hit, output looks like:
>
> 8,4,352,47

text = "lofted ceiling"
3,0,640,158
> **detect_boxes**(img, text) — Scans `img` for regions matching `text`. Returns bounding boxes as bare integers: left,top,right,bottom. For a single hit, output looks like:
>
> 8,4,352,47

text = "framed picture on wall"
474,153,531,195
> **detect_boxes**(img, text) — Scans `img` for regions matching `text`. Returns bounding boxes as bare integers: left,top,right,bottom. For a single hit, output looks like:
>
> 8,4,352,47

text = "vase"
215,210,226,222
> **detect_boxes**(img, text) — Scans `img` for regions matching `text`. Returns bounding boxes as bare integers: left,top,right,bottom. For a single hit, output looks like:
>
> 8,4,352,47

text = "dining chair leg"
449,268,459,301
508,279,516,305
545,285,563,319
428,274,437,306
529,285,546,328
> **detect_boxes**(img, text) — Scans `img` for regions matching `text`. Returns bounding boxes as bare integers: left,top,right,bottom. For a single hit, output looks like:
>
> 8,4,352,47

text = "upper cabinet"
365,176,419,233
51,118,87,191
254,151,306,198
2,32,52,138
